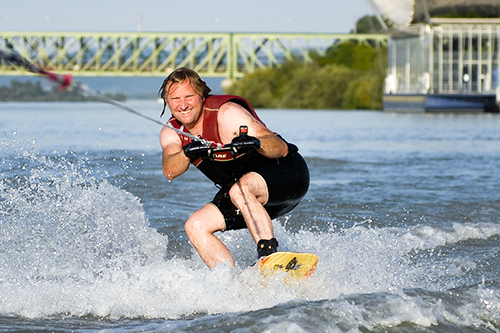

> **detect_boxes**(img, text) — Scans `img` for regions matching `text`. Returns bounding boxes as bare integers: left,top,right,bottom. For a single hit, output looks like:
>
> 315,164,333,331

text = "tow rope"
0,49,72,91
0,48,218,147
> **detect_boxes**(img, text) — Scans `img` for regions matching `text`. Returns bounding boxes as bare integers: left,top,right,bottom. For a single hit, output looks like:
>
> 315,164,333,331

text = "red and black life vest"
167,95,264,146
167,95,271,187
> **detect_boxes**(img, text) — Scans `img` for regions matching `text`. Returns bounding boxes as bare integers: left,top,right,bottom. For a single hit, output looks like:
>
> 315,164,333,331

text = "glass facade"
386,22,500,96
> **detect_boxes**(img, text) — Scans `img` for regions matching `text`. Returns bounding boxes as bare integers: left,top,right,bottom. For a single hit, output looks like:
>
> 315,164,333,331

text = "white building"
370,0,500,112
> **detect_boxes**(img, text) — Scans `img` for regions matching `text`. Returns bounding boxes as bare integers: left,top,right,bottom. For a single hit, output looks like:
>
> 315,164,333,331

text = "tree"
354,15,386,33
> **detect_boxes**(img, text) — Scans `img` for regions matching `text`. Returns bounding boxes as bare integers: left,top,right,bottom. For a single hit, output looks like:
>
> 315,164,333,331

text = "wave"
1,147,499,325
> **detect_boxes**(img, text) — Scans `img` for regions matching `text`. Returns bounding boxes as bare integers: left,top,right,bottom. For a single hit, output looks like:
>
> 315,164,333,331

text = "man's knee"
228,177,246,198
185,204,225,237
228,173,267,206
184,216,203,238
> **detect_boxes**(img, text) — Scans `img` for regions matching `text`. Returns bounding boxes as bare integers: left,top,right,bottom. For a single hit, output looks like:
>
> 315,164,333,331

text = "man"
159,67,309,268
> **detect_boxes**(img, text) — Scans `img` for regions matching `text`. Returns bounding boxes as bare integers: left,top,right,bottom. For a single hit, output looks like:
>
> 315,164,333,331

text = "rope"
0,48,216,147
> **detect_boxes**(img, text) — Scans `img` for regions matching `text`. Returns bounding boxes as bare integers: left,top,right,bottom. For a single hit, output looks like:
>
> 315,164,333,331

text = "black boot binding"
257,238,279,258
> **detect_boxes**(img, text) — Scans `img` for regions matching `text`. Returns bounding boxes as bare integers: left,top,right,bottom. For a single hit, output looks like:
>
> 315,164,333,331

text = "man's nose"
179,99,188,110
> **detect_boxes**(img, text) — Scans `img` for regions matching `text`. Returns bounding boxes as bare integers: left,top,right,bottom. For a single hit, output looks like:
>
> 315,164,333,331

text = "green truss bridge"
0,32,387,79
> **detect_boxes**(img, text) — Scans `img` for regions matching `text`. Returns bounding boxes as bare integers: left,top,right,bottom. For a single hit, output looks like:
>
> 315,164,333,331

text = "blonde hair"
158,67,211,117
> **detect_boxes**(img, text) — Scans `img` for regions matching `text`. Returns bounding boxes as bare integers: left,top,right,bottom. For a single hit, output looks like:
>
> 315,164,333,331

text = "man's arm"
159,126,191,180
218,102,288,159
254,132,288,159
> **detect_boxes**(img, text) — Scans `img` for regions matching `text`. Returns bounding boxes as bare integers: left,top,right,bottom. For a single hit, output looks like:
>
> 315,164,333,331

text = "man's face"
165,79,205,129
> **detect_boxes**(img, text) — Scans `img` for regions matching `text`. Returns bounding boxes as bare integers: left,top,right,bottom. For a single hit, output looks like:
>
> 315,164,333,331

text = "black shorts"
212,148,309,231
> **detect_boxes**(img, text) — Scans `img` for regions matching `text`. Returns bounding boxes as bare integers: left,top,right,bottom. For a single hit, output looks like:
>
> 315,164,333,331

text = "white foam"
1,149,500,321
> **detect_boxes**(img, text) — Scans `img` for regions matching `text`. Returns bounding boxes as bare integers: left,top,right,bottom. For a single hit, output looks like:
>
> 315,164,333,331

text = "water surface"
1,101,499,332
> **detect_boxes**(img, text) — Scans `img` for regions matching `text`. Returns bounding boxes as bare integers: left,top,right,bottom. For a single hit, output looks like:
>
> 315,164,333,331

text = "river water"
0,100,499,332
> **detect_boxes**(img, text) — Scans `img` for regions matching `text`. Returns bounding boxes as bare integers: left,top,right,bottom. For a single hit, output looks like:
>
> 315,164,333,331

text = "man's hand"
229,126,261,156
183,141,212,162
230,134,261,150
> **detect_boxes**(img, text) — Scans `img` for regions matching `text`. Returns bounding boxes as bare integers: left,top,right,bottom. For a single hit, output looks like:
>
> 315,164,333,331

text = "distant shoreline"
0,79,127,102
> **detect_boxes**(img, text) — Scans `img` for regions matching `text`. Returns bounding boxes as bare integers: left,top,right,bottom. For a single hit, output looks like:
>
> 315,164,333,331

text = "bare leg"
228,172,273,243
184,203,234,268
185,172,272,268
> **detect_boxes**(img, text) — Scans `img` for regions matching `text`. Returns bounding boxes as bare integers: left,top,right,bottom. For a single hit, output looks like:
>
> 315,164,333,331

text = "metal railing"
0,32,387,78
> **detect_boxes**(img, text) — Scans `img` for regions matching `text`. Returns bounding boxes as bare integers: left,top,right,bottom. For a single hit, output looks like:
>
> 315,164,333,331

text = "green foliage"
354,15,386,33
279,64,361,109
224,39,387,110
322,41,385,71
225,60,303,108
342,71,384,110
0,80,126,102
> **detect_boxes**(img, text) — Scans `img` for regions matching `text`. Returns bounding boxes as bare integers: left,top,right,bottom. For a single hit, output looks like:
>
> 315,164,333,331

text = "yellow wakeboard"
258,252,318,282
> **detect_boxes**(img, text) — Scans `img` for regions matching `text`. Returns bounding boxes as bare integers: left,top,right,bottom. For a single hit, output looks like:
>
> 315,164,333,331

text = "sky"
1,0,374,34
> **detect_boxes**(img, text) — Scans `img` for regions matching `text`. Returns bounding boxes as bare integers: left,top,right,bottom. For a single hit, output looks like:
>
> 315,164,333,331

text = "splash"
0,146,320,319
0,147,170,318
1,143,500,322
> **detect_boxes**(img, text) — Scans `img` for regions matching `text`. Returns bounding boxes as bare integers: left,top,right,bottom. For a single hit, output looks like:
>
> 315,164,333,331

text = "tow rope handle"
239,125,249,136
211,125,250,158
230,125,248,157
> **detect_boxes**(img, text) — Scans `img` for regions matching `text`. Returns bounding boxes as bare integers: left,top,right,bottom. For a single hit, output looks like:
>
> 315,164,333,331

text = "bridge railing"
0,32,387,78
